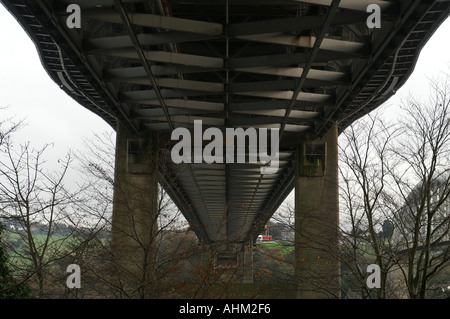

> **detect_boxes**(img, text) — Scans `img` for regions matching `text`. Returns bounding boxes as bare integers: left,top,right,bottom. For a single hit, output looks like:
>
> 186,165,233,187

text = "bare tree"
73,131,198,298
338,72,450,299
338,110,402,298
387,74,450,298
0,106,22,147
0,136,81,297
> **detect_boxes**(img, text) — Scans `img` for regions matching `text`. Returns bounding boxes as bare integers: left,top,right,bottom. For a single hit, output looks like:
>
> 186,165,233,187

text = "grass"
257,241,294,256
4,230,91,269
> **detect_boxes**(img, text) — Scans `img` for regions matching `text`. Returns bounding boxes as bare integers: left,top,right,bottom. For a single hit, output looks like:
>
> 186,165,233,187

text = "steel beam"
232,108,320,119
101,48,223,69
236,67,347,82
296,0,395,11
229,51,357,69
237,33,367,55
237,91,332,103
228,11,368,36
133,99,224,112
85,33,215,51
280,0,341,137
111,77,224,93
106,65,220,78
84,8,223,35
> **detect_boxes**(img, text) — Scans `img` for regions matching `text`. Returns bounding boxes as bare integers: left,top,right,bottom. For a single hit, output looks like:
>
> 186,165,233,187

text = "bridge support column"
237,240,254,283
295,123,340,298
111,122,159,298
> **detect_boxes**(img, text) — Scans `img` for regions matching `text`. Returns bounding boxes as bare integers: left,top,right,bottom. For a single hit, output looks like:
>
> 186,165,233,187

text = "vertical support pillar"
295,123,340,298
111,122,159,297
237,240,254,283
200,244,214,272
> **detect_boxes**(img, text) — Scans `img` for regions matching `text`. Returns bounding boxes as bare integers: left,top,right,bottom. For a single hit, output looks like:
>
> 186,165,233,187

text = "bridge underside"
2,0,450,296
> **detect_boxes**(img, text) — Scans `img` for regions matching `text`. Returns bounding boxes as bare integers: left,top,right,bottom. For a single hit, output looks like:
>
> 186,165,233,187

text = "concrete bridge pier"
199,240,254,284
237,240,254,283
111,122,159,297
295,123,341,298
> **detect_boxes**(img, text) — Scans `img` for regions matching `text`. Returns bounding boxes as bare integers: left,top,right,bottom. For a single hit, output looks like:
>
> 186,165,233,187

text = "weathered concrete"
295,123,340,298
237,241,254,283
111,122,159,297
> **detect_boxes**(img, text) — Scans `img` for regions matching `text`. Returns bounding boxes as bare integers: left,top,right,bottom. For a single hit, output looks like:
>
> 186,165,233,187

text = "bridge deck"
2,0,450,244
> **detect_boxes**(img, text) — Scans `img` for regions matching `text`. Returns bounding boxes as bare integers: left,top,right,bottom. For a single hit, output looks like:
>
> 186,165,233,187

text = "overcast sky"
0,4,449,202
